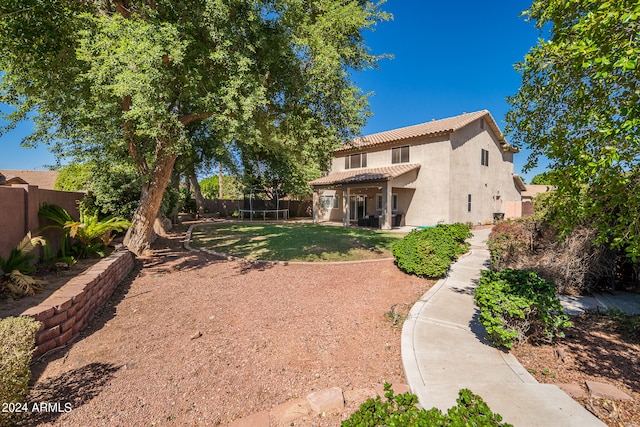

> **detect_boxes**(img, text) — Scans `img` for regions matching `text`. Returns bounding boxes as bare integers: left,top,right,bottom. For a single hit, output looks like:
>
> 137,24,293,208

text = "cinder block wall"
0,185,85,259
21,249,135,357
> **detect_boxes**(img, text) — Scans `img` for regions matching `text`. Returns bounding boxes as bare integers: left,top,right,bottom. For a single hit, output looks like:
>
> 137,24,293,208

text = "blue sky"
351,0,546,182
0,0,547,182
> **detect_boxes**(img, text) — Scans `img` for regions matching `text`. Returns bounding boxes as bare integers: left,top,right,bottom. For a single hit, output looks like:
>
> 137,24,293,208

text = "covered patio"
309,164,420,230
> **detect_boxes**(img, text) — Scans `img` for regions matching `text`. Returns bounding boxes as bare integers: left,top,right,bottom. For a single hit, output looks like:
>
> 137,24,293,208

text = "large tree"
506,0,640,259
0,0,388,255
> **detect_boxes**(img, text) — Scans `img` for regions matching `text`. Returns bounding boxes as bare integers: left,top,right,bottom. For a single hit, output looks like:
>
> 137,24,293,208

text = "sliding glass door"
349,195,366,221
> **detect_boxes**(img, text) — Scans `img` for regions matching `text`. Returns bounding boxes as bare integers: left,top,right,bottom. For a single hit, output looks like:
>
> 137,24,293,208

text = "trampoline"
239,188,290,221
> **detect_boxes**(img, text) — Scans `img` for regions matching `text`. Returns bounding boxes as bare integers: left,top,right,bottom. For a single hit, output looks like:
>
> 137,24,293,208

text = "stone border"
21,249,135,358
184,222,396,265
228,383,410,426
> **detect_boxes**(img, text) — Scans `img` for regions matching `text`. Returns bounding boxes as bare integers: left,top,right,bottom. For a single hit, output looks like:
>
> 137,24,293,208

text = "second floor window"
481,149,489,166
345,152,367,169
392,145,410,164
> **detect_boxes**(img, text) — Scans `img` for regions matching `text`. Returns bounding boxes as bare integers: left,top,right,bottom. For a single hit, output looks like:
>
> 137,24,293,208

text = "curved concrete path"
402,228,606,426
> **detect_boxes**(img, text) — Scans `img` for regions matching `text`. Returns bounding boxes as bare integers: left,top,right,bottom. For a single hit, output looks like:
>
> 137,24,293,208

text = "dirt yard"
512,311,639,427
12,224,638,426
20,229,435,426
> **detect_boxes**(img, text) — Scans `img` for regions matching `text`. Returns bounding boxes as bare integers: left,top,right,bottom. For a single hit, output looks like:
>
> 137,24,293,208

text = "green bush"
392,223,472,278
0,233,47,299
0,316,40,427
474,269,571,349
38,204,131,259
342,383,512,427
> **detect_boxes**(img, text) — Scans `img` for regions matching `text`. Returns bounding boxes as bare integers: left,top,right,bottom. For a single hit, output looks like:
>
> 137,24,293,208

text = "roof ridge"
340,110,494,152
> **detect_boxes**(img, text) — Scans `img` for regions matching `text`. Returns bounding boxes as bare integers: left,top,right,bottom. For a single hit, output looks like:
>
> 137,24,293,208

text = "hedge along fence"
19,249,134,357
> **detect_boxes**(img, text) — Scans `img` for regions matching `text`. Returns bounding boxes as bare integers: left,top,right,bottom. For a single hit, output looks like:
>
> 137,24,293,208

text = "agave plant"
0,233,47,298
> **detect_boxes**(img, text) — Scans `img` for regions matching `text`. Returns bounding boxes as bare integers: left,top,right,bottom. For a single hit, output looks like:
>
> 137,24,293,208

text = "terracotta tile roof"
337,110,513,153
0,170,59,190
309,163,420,186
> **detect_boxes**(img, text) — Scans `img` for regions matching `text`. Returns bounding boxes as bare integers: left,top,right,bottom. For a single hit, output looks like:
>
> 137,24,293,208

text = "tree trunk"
219,163,223,199
124,144,178,256
189,172,205,217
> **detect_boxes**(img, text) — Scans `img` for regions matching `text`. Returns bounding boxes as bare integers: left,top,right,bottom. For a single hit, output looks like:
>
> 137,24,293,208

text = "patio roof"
309,163,421,186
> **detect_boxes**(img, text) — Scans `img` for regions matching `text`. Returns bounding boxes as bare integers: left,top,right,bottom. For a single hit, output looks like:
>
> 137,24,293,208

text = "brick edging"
21,249,135,357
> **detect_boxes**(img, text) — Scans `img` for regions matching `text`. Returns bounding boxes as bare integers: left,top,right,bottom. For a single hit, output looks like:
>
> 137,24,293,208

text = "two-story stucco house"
308,110,525,229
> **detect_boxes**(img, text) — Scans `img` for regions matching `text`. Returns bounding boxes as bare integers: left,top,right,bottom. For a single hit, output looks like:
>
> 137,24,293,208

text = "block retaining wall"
21,249,135,357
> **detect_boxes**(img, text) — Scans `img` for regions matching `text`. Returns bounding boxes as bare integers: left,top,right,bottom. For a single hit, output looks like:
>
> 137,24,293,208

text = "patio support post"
343,187,350,227
312,190,319,224
381,180,392,230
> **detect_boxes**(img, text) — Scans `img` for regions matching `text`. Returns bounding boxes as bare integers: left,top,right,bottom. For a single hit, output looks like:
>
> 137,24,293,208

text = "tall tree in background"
506,0,640,259
0,0,388,255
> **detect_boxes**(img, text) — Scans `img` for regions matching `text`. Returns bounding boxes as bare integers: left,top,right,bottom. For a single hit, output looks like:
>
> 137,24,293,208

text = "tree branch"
122,95,149,175
113,0,131,18
180,112,213,126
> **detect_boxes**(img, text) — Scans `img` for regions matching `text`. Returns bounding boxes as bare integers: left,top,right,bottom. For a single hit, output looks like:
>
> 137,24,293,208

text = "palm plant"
65,211,131,257
38,203,74,257
0,233,47,298
38,203,131,258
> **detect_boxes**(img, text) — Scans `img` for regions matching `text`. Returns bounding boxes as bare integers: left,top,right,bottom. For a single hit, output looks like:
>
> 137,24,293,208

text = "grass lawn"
189,222,404,262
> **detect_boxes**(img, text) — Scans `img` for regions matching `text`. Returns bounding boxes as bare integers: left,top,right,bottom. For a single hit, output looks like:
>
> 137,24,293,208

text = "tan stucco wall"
324,117,522,227
314,188,342,222
400,137,452,226
334,136,453,226
0,185,86,260
448,118,521,225
505,200,523,219
0,186,28,260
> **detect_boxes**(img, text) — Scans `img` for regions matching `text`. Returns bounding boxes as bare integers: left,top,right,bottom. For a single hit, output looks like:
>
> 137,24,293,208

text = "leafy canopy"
199,175,244,200
506,0,640,259
0,0,390,254
529,171,556,185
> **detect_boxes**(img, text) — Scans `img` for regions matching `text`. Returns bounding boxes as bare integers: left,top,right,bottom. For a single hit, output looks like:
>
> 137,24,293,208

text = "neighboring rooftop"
0,170,59,190
337,110,516,153
522,184,555,199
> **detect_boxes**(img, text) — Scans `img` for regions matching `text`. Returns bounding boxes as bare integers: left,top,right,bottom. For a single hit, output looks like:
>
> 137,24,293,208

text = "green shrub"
392,223,472,278
38,204,131,259
342,383,512,427
0,233,47,298
474,269,571,349
0,316,40,427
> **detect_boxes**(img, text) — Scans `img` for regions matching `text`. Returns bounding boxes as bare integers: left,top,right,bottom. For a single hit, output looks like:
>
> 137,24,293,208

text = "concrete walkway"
402,228,607,427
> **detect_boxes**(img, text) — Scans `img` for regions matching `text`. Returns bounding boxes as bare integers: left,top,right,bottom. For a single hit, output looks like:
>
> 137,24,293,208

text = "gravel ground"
512,312,639,427
16,225,637,426
21,230,434,426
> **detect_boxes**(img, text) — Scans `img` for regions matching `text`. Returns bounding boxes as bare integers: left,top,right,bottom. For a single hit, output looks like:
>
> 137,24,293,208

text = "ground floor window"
467,194,472,212
376,193,398,211
320,194,339,209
